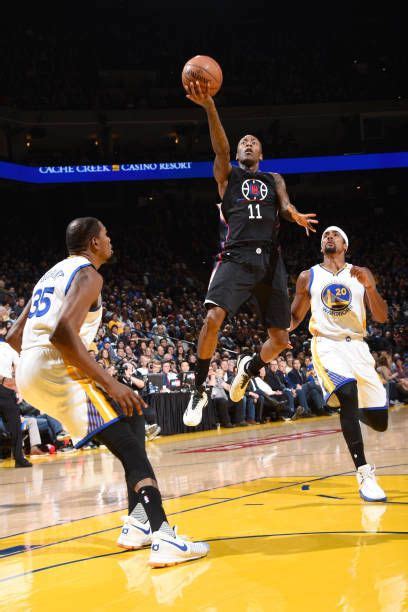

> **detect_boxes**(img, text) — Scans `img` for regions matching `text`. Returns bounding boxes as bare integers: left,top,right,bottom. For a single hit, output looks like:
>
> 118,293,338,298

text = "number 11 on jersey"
248,203,262,219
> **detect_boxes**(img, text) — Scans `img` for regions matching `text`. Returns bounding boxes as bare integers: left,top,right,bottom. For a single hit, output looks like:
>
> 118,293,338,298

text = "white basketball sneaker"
183,386,208,427
149,526,210,568
117,515,152,549
229,355,252,402
356,464,387,502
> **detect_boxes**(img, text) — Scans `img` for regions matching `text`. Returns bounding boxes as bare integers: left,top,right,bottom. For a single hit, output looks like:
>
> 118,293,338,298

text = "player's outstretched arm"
49,267,146,416
289,270,312,331
350,266,388,323
6,299,32,353
185,80,231,195
273,173,318,237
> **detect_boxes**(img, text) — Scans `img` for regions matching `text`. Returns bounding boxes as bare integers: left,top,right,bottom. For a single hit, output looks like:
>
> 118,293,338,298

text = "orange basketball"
182,55,223,97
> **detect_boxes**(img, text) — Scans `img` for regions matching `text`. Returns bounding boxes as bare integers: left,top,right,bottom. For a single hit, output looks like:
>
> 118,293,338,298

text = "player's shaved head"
66,217,102,253
237,134,262,153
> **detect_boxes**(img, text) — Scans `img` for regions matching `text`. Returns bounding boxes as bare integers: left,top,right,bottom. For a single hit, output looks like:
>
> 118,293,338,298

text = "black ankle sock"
246,353,269,377
195,357,211,388
138,486,168,532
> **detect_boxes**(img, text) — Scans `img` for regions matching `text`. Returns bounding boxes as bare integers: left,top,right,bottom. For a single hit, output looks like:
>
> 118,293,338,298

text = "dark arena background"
0,3,407,610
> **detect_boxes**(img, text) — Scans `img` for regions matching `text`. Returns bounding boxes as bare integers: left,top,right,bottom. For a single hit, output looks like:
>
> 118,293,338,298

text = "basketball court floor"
1,406,407,610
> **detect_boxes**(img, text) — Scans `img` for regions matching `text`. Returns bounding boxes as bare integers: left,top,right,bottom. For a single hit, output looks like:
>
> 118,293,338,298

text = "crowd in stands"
0,9,405,111
0,203,406,457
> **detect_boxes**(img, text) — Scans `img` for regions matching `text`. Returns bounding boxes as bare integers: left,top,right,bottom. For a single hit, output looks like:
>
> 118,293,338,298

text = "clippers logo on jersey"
241,178,268,201
321,283,352,316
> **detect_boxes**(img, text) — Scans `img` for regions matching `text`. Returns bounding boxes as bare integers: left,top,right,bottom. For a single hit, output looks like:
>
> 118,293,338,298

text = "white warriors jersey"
308,263,366,340
22,256,102,351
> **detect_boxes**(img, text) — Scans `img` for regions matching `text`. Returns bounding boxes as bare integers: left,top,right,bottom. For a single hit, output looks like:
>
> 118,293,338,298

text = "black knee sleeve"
337,382,388,432
337,381,367,469
96,420,156,491
118,435,156,489
127,461,156,491
359,408,388,432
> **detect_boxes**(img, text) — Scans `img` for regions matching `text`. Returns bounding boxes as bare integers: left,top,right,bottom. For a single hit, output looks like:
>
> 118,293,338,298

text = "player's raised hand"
350,266,375,289
185,80,214,109
291,211,319,237
106,378,147,417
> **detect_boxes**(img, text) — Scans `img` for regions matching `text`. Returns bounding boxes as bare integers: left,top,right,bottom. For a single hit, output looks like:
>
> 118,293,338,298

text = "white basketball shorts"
310,337,387,409
17,347,121,447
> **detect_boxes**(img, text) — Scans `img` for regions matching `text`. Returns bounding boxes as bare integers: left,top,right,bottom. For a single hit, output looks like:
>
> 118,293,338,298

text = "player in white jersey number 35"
290,226,389,502
6,217,208,567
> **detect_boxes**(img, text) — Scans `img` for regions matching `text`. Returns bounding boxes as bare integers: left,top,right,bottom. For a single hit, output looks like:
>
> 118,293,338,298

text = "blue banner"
0,152,407,184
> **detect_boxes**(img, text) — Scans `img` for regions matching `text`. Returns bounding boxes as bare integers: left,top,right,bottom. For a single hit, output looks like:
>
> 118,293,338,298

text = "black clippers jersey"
220,166,279,249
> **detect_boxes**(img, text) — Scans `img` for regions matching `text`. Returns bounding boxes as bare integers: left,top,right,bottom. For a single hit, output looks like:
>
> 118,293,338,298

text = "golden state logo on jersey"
242,178,268,201
321,283,352,317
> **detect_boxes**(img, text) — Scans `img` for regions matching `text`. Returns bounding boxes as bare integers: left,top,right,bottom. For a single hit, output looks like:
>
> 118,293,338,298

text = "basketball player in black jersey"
183,81,318,426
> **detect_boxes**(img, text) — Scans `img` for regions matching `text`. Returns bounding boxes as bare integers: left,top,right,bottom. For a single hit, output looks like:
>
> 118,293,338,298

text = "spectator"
288,359,324,416
11,297,26,318
99,348,112,368
377,355,400,404
265,360,304,419
180,360,195,391
280,360,313,417
0,322,31,467
208,366,246,428
249,368,289,422
137,355,150,377
161,361,178,390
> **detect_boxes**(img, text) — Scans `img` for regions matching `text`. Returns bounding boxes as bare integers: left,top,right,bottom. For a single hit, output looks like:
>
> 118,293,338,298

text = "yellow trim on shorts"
67,366,117,423
311,337,335,394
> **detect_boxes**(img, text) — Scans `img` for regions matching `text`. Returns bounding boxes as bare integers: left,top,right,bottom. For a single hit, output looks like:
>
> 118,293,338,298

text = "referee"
0,321,31,467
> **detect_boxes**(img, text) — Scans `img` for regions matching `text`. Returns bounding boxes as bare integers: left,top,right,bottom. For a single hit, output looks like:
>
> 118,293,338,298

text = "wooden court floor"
1,406,407,611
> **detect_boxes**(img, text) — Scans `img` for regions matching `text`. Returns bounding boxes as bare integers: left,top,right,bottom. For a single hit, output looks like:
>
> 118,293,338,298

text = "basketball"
182,55,223,97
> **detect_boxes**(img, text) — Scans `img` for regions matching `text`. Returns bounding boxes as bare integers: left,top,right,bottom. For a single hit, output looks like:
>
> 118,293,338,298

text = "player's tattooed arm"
185,80,231,196
289,270,311,331
6,299,32,353
273,173,318,237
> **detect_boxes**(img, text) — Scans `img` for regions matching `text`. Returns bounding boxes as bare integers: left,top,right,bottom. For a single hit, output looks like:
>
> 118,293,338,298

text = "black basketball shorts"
204,246,291,330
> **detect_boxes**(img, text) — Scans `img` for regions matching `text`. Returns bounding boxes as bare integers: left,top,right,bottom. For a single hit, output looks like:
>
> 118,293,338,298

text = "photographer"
117,361,146,394
116,361,160,441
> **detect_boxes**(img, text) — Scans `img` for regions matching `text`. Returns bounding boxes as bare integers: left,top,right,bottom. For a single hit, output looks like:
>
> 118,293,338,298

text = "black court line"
0,463,408,540
317,494,344,500
203,530,408,543
1,469,349,545
0,525,124,558
1,461,407,560
207,497,234,500
1,530,407,584
0,507,127,541
1,461,407,542
164,463,408,518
